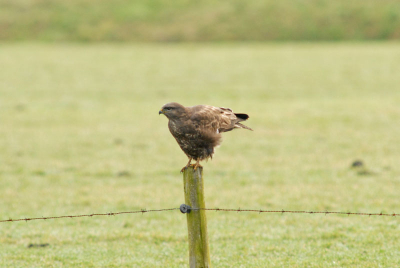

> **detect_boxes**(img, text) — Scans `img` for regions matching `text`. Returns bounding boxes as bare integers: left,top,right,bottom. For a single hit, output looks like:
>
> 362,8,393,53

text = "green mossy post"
182,166,211,268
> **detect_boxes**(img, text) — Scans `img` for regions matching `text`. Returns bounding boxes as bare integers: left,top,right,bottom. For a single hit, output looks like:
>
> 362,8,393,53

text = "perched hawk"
159,102,252,172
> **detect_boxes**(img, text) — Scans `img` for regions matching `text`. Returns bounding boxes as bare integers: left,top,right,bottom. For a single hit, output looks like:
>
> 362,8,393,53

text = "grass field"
1,42,400,267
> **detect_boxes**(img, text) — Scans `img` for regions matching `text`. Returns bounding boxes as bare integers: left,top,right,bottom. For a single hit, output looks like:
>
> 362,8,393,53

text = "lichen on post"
182,166,211,268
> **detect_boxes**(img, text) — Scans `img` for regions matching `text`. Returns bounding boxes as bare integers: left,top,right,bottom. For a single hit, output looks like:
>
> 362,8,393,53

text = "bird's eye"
165,107,172,111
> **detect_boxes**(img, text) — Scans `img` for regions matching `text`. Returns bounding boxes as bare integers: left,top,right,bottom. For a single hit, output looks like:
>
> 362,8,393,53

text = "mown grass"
1,0,400,41
0,43,400,267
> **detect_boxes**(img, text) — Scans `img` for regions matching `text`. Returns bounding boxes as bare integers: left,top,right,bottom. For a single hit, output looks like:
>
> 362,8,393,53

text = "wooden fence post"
182,166,211,268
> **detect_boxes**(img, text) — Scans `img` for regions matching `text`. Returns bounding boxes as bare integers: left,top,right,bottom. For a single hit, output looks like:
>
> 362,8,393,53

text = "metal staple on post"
180,204,192,214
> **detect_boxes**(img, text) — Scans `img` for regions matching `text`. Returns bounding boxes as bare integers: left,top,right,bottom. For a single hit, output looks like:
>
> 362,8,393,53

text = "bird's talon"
180,158,193,173
193,161,202,170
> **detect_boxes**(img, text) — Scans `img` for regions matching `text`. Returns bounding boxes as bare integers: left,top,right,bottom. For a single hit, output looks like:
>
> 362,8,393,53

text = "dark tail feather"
235,113,249,120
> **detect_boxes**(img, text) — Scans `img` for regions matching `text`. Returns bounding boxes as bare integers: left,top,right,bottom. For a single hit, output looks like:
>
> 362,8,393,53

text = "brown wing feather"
189,105,251,133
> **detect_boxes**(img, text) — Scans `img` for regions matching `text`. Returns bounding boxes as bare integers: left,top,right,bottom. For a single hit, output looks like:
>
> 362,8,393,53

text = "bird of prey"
159,102,252,172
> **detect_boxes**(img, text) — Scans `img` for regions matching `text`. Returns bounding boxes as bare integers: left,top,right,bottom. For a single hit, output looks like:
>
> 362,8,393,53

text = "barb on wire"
1,207,398,224
0,208,179,223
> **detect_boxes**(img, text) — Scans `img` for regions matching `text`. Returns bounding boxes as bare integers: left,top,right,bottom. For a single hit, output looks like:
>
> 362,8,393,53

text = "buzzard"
159,102,252,172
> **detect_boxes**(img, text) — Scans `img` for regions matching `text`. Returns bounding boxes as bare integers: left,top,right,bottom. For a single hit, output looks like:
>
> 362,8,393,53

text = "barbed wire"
1,206,398,224
0,208,179,223
193,208,399,217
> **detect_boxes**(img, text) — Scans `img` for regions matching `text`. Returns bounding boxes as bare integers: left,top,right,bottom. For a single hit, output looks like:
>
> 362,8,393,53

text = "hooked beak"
159,110,164,115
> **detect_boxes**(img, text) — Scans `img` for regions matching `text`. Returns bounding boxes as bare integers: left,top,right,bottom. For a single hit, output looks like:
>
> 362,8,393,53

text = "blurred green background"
1,0,400,42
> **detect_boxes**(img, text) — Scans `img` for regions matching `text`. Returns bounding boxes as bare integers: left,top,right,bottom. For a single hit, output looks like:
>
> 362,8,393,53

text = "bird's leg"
193,159,203,170
180,157,193,173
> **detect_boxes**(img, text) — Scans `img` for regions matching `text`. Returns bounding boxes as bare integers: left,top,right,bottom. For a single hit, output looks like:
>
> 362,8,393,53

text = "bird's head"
159,102,186,120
